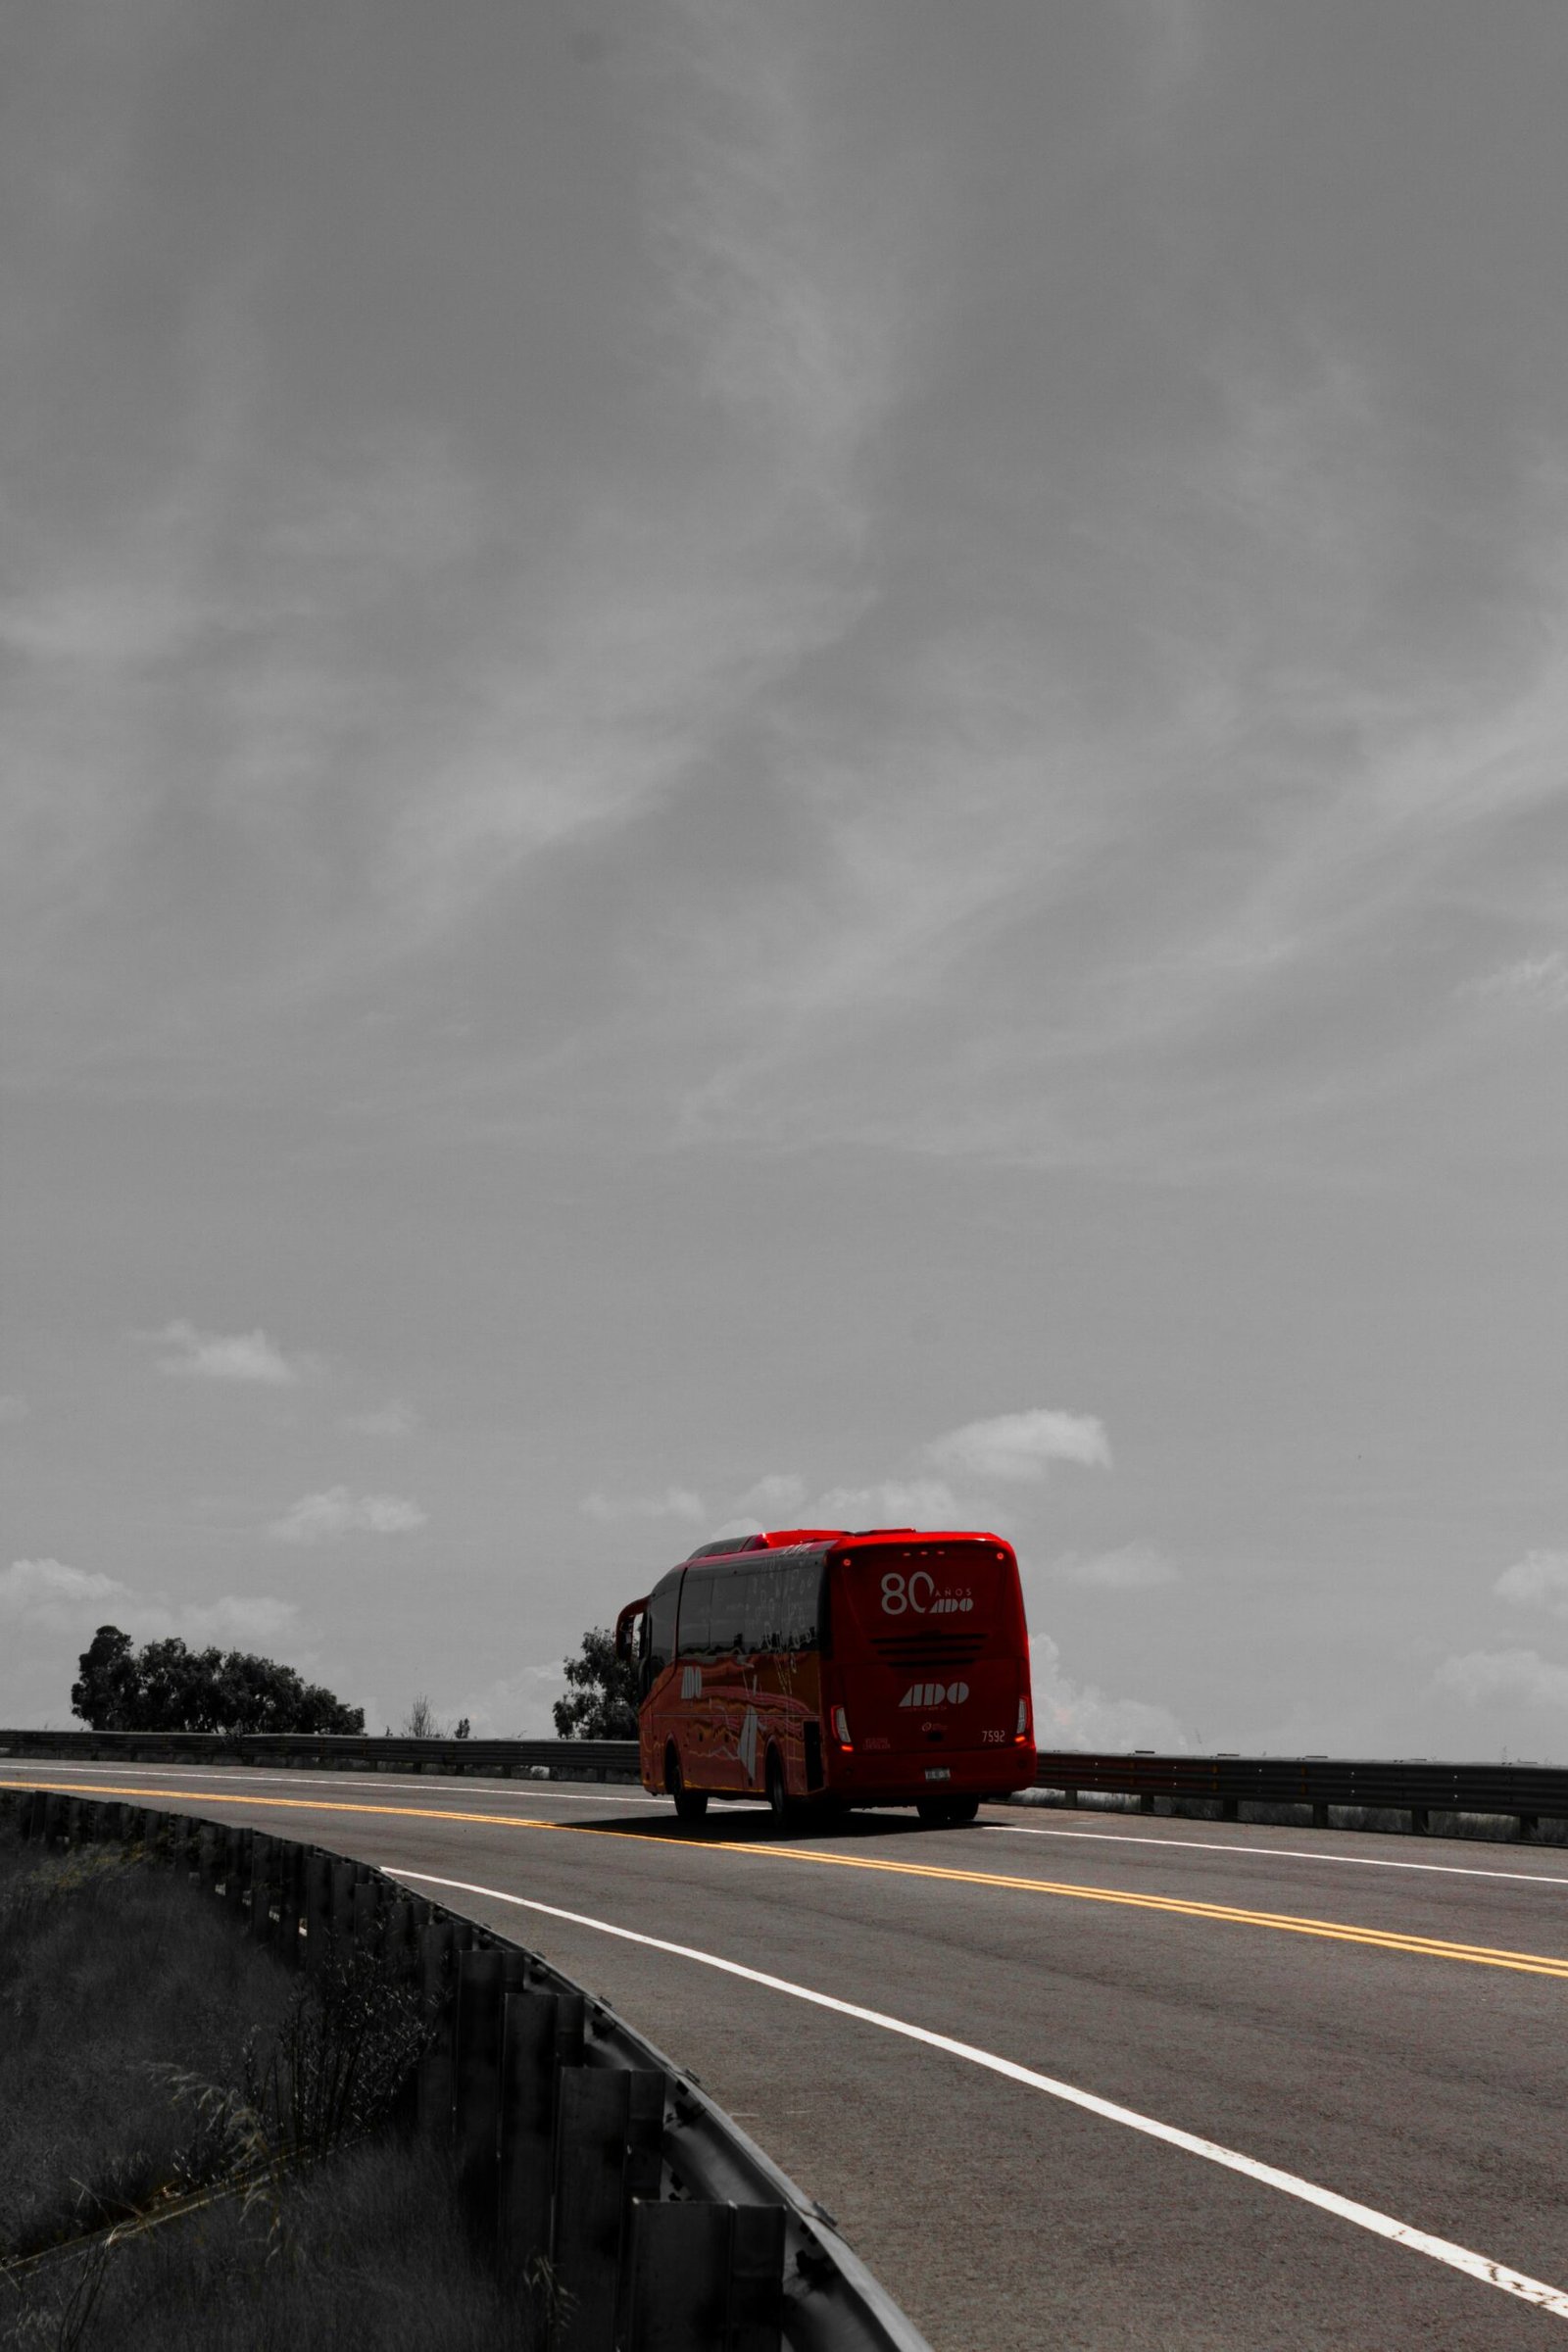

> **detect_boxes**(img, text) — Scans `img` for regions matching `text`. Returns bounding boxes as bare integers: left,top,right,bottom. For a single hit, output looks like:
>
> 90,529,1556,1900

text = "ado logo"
898,1680,969,1709
879,1571,975,1618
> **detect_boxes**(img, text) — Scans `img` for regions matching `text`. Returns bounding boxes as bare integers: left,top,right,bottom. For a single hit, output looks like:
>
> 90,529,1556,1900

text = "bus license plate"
924,1767,952,1782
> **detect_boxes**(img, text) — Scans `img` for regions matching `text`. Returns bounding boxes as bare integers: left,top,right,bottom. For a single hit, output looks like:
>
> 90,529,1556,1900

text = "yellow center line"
7,1774,1568,1982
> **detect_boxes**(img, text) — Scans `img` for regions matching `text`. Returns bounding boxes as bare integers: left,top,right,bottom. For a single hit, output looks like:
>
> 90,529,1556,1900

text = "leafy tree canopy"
553,1625,637,1740
72,1625,365,1736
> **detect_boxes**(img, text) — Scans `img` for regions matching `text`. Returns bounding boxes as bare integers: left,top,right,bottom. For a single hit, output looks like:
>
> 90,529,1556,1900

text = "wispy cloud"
341,1401,418,1439
811,1479,963,1530
1433,1648,1568,1711
446,1659,574,1741
1,1552,306,1658
925,1409,1111,1484
1029,1631,1188,1752
0,1557,133,1633
153,1321,307,1386
178,1593,301,1645
268,1487,427,1544
1464,951,1568,1015
1495,1549,1568,1618
1054,1543,1178,1591
581,1486,707,1525
732,1472,808,1518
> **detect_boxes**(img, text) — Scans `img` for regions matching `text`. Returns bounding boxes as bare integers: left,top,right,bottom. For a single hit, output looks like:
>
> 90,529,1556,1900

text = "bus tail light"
832,1705,853,1750
1016,1696,1031,1741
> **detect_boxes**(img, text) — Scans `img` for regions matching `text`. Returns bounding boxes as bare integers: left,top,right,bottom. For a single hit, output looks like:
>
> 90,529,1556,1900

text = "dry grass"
0,1818,554,2351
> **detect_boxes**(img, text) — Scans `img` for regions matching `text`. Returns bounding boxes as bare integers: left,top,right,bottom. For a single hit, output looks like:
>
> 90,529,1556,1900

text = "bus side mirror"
614,1597,648,1662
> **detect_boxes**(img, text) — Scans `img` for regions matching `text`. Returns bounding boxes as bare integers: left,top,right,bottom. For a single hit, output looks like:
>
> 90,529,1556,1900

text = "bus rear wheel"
765,1748,796,1834
917,1794,980,1828
666,1748,708,1825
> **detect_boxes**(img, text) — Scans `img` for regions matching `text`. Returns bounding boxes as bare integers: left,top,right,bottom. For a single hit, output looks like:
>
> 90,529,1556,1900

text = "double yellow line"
7,1776,1567,1982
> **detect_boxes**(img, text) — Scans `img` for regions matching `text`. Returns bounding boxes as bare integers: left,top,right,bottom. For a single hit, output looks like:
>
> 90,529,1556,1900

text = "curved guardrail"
4,1728,1566,1836
3,1787,929,2352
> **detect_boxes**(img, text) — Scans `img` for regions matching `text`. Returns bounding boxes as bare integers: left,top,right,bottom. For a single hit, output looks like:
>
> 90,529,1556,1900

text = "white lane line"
394,1864,1568,2324
0,1762,667,1806
990,1823,1568,1889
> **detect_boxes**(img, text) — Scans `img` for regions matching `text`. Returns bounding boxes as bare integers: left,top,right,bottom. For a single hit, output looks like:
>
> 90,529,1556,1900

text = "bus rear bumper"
825,1744,1037,1804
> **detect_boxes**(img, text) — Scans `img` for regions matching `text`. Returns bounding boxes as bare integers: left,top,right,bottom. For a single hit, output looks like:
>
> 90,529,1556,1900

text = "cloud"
341,1401,418,1438
1433,1648,1568,1710
580,1487,707,1525
1054,1543,1178,1591
178,1594,301,1645
1494,1549,1568,1616
0,1557,133,1634
268,1487,426,1544
1029,1632,1189,1752
1465,950,1568,1014
444,1660,568,1740
153,1321,305,1386
925,1408,1111,1484
2,1556,306,1653
0,1394,28,1424
811,1479,964,1529
732,1472,808,1517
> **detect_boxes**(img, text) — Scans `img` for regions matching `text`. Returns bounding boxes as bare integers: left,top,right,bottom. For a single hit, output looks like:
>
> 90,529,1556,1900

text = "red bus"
614,1526,1036,1830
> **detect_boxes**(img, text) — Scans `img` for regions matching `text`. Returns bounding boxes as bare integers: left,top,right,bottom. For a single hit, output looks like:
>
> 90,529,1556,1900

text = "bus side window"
780,1562,822,1651
642,1574,678,1700
711,1569,747,1655
676,1572,712,1659
741,1562,782,1653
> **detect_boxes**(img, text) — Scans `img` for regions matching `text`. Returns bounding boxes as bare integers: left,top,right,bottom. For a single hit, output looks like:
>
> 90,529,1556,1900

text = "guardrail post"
1219,1797,1239,1822
1409,1807,1430,1836
249,1835,274,1942
623,2200,785,2352
1311,1802,1330,1829
304,1850,332,1969
351,1875,382,1950
497,1985,582,2279
552,2065,666,2352
251,1835,278,1947
271,1841,299,1962
329,1857,357,1946
227,1827,252,1917
418,1918,459,2135
384,1894,420,1980
455,1946,504,2237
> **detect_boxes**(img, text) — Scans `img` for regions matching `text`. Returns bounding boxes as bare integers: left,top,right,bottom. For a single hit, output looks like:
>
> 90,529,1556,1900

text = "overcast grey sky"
3,1,1565,1755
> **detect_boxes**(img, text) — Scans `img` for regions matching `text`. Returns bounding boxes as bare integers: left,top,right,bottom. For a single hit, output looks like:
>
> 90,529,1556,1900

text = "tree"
71,1625,364,1735
553,1625,638,1740
398,1697,469,1739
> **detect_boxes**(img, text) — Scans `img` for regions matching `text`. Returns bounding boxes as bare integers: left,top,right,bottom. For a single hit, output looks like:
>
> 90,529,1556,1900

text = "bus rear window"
831,1542,1014,1655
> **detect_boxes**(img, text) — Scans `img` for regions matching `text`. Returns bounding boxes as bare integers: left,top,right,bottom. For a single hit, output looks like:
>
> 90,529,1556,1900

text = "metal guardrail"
3,1728,1564,1837
0,1727,640,1776
1031,1749,1568,1836
2,1787,929,2352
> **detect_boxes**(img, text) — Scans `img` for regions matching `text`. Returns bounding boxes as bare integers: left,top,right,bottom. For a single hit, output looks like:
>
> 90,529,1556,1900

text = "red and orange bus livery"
614,1526,1036,1830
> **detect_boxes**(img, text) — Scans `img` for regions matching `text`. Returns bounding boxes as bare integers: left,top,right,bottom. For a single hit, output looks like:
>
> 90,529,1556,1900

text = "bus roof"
682,1525,1009,1562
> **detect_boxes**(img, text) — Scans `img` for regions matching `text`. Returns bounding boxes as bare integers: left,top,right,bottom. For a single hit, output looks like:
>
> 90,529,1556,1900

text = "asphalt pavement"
7,1759,1567,2351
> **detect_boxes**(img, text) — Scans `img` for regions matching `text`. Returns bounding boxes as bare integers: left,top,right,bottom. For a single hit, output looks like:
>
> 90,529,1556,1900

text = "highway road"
7,1759,1568,2351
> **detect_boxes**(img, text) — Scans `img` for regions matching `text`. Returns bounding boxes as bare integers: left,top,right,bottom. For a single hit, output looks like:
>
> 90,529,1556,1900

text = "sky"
2,0,1565,1757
